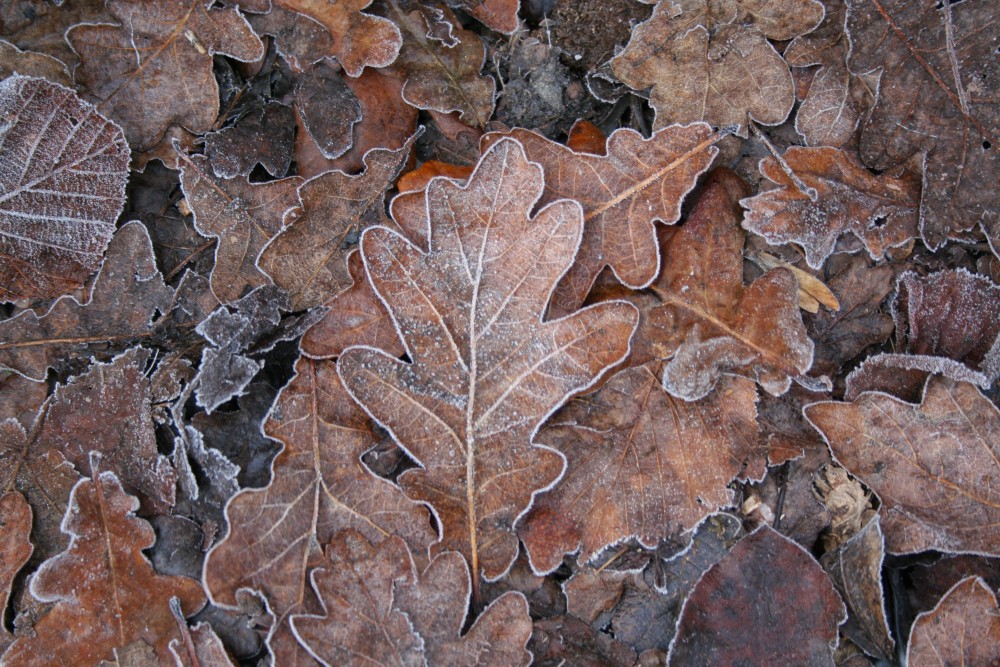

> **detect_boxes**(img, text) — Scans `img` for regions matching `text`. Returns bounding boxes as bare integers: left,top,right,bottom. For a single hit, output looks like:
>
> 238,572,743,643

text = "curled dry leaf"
611,0,824,135
204,357,435,666
337,138,639,584
519,362,763,574
741,146,920,269
844,352,992,402
0,221,173,382
0,492,31,653
0,75,129,301
67,0,264,150
0,470,205,667
178,153,303,304
806,377,1000,556
906,576,1000,667
481,124,718,315
668,526,846,666
845,0,999,249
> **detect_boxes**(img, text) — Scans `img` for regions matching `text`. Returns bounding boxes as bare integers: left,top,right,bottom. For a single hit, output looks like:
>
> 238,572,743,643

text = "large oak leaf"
806,377,1000,556
337,138,639,584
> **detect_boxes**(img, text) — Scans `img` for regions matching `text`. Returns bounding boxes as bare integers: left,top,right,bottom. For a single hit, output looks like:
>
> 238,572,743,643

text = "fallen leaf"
844,352,992,403
519,362,762,574
169,621,235,667
0,39,70,85
529,615,637,667
0,221,173,382
481,124,719,315
0,75,129,301
204,102,296,180
906,576,1000,667
806,376,1000,556
204,357,434,666
741,146,920,269
0,492,32,653
0,469,205,667
457,0,520,34
668,525,846,665
0,372,47,430
178,153,303,303
293,59,362,160
337,138,639,584
907,554,1000,618
67,0,264,150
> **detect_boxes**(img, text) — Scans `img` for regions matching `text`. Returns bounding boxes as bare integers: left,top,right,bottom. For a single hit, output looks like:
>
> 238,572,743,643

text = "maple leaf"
178,153,303,303
204,357,435,667
519,362,764,574
906,576,1000,667
741,147,920,269
481,124,719,315
611,0,824,135
292,530,532,667
806,377,1000,556
337,137,639,587
0,492,31,653
0,469,205,667
67,0,264,150
0,75,129,301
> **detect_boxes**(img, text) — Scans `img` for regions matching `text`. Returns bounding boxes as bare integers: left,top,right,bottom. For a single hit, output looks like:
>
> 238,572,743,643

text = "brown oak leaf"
668,526,846,665
519,362,763,574
481,124,719,315
0,470,205,667
0,221,172,382
906,576,1000,667
741,146,920,269
67,0,264,150
845,0,998,249
806,377,1000,556
337,138,639,586
204,357,435,666
0,75,129,301
293,59,362,161
0,39,71,85
178,153,303,304
456,0,520,34
611,0,824,135
0,491,31,653
204,102,295,180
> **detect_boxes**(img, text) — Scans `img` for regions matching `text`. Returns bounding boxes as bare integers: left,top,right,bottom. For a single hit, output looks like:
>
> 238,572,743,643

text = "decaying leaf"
0,39,71,85
844,352,992,403
741,146,920,269
519,362,763,573
906,576,1000,667
0,470,205,667
204,102,296,180
529,615,636,667
204,357,434,666
67,0,264,150
481,124,718,314
668,526,846,665
456,0,520,34
337,138,639,584
845,0,999,249
0,492,31,653
0,75,129,301
293,59,363,161
806,377,1000,556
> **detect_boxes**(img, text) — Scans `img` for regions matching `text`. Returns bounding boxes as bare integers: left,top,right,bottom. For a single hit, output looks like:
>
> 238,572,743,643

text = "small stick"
749,120,818,202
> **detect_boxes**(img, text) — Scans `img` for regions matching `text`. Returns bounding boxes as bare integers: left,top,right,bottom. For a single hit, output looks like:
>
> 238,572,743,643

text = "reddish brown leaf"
204,357,434,666
668,526,846,665
530,615,636,667
169,622,235,667
204,102,295,180
337,138,639,584
741,147,920,269
565,119,608,155
806,377,1000,556
481,124,719,315
845,0,998,249
0,491,31,653
67,0,264,150
178,153,303,303
0,372,47,431
906,577,1000,667
0,75,129,301
0,470,205,667
457,0,520,33
519,362,763,573
844,352,992,403
0,39,70,86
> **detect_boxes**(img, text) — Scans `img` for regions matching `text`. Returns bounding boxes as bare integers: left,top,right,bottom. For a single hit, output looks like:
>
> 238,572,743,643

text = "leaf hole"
869,215,888,229
983,140,992,150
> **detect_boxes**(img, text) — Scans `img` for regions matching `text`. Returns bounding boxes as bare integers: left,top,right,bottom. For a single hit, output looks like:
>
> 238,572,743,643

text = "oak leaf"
481,124,719,315
67,0,264,150
806,377,1000,556
204,357,435,666
293,59,362,161
204,102,296,180
741,146,920,269
0,39,70,85
845,0,999,249
456,0,520,34
0,470,205,667
337,138,639,584
519,362,763,574
0,75,129,301
906,576,1000,667
0,492,31,653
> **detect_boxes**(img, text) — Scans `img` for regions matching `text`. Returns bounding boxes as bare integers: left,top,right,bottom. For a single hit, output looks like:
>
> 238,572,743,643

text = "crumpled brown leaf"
67,0,264,150
806,376,1000,556
0,491,31,653
906,576,1000,667
0,75,129,301
0,470,205,667
337,138,639,584
741,146,920,269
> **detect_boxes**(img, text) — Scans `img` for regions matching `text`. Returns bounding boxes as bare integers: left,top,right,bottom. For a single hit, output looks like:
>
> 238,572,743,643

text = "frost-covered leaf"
0,39,70,85
337,138,638,584
293,59,362,161
0,491,31,653
844,352,992,403
906,577,1000,667
0,75,129,301
204,102,295,180
456,0,520,33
